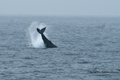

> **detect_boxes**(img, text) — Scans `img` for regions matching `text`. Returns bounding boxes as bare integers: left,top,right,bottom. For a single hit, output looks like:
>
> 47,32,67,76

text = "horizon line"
0,14,120,18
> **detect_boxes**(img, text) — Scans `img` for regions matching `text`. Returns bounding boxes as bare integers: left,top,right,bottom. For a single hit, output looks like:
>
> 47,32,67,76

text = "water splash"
28,22,47,48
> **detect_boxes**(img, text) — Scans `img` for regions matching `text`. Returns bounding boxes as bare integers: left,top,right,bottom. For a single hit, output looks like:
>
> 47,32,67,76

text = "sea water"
0,16,120,80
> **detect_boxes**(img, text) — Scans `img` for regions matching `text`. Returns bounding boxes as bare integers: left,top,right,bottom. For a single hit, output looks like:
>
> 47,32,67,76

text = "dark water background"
0,16,120,80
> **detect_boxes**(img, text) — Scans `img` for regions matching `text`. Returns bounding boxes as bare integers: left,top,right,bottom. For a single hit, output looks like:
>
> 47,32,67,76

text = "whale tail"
37,27,46,34
36,27,57,48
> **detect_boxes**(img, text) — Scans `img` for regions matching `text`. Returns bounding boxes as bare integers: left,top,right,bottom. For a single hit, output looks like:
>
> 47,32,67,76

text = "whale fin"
37,27,46,34
41,27,46,33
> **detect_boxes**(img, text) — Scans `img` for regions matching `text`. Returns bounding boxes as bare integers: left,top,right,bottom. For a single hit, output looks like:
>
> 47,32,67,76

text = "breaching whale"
37,27,57,48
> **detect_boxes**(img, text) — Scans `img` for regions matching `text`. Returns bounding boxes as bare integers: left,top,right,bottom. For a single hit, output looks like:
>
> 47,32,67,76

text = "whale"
37,27,57,48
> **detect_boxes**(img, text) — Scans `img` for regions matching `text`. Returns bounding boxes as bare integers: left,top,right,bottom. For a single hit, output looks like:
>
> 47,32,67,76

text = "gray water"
0,16,120,80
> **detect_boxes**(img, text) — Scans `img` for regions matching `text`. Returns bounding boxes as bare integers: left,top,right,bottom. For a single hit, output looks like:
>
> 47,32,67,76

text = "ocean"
0,16,120,80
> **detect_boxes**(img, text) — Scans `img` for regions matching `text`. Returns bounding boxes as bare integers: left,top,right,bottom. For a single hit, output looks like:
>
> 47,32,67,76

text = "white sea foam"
28,22,47,48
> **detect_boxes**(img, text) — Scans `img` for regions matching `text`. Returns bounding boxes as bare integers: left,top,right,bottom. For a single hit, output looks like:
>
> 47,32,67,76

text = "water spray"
28,22,47,48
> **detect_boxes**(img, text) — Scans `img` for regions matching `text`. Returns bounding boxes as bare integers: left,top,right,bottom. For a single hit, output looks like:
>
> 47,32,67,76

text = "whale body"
37,27,57,48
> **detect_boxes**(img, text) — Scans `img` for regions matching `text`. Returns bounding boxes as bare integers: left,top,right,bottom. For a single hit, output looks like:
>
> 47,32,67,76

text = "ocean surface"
0,16,120,80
